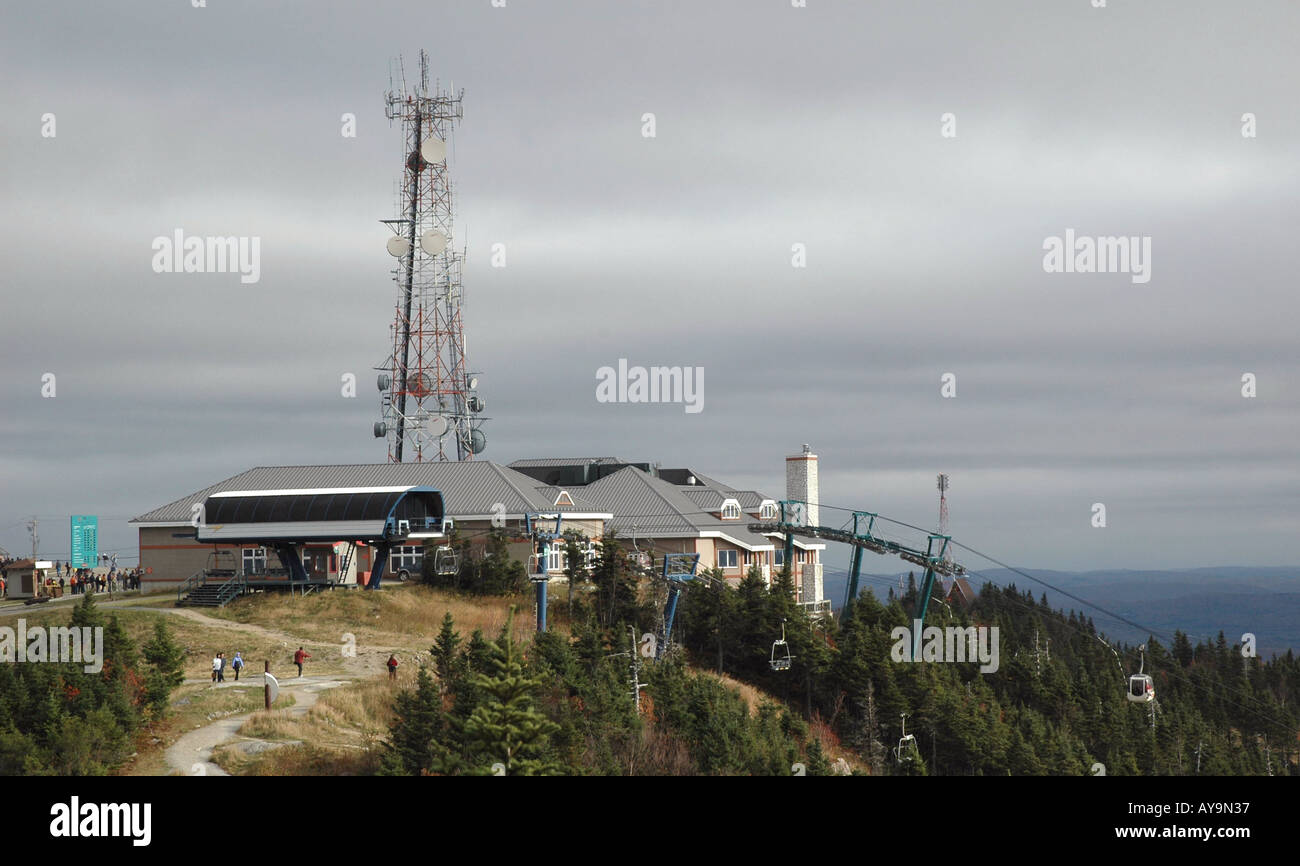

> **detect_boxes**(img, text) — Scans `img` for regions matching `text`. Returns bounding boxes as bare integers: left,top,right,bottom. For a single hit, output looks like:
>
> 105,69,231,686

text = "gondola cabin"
1127,673,1155,703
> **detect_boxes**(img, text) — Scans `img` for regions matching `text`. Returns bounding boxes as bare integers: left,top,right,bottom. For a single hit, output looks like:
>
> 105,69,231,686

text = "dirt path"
163,676,348,776
138,606,405,776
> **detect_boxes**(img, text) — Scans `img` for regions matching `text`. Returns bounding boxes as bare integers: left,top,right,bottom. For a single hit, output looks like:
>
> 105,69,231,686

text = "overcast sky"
1,0,1297,572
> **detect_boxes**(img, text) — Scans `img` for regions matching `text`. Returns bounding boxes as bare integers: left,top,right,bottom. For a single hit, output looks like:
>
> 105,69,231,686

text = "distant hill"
825,566,1300,657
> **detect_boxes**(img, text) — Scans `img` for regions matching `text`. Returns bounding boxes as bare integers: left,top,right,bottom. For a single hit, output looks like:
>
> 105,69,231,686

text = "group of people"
208,647,313,683
210,651,247,682
0,559,142,599
56,563,142,595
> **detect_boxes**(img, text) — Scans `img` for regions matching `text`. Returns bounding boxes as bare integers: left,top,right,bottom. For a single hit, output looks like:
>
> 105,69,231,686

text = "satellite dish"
386,236,410,258
373,421,387,438
264,673,279,704
377,373,391,391
466,376,479,390
421,231,448,256
467,396,484,413
420,136,446,163
469,429,487,455
406,372,433,396
429,415,449,437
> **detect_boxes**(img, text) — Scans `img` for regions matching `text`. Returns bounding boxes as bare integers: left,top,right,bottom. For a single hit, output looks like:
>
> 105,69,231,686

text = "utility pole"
26,517,38,559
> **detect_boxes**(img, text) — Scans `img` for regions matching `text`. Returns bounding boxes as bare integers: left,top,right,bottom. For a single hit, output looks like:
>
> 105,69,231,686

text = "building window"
546,547,569,572
391,545,423,571
717,549,738,569
721,500,741,520
773,548,784,567
242,548,267,574
759,501,777,520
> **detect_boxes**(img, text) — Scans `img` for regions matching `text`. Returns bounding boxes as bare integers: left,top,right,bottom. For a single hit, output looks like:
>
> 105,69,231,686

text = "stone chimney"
785,444,819,527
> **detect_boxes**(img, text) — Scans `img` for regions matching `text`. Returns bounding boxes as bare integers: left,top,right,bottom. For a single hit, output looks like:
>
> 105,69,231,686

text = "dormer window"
721,499,741,520
759,500,777,520
554,490,574,507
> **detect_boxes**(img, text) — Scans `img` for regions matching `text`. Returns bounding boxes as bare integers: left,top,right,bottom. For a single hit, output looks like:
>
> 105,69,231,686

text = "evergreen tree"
590,537,639,629
430,612,464,686
141,619,185,716
462,611,561,775
381,666,451,775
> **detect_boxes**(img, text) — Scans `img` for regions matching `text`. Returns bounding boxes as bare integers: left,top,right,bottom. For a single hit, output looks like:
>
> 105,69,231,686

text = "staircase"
178,572,246,608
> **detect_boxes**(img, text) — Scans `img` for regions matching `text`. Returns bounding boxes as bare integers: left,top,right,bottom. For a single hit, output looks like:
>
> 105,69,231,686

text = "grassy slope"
21,585,854,774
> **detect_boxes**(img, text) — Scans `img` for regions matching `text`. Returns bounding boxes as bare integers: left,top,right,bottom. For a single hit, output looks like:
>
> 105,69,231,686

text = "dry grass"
212,671,419,775
209,583,534,650
10,605,342,680
701,671,768,718
120,684,296,776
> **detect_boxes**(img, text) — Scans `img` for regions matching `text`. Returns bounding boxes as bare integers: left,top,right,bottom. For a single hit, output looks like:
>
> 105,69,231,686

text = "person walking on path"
231,651,244,681
386,654,399,680
293,646,311,677
211,653,222,683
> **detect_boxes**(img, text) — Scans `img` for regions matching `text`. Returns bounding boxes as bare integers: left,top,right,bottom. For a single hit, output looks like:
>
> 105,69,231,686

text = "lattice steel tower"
937,474,950,565
373,50,487,462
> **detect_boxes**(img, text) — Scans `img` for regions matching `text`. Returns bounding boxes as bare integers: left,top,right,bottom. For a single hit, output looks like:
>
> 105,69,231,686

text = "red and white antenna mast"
937,473,951,567
373,50,487,462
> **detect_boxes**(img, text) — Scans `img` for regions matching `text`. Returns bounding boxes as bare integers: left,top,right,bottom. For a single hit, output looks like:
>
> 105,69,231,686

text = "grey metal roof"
681,488,725,510
581,467,776,549
678,486,770,513
679,470,730,490
534,485,602,511
132,462,609,523
507,457,627,468
730,490,769,510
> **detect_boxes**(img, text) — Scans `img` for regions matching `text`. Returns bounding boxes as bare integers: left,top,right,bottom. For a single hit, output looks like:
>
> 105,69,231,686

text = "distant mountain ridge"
824,566,1300,657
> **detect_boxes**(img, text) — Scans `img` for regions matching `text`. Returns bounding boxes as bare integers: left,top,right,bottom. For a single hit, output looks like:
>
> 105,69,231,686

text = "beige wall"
138,525,218,592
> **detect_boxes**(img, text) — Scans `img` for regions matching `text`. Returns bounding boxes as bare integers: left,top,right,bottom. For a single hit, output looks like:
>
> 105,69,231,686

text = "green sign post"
70,515,98,569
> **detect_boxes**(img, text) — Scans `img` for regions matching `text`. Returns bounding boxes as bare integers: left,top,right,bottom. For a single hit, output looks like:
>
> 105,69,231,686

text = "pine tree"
462,611,561,775
431,612,463,686
590,537,638,628
850,681,888,773
562,531,588,618
141,619,185,716
381,666,451,775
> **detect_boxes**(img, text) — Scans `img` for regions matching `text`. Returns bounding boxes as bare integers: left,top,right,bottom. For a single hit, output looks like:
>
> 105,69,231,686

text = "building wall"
138,525,217,592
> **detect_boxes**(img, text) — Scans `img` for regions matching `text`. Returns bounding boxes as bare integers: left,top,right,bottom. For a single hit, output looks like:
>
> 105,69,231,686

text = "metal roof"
507,457,627,468
132,462,608,524
580,466,777,549
534,486,601,510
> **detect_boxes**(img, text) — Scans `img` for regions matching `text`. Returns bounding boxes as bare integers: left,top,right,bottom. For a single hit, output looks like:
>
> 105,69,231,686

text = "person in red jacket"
386,654,399,680
293,646,311,677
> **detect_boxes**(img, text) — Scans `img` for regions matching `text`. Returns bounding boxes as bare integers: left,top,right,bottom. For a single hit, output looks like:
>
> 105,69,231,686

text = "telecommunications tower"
373,50,487,462
937,474,951,568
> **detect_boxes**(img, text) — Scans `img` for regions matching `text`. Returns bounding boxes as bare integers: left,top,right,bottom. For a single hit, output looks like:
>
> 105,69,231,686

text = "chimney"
785,444,818,527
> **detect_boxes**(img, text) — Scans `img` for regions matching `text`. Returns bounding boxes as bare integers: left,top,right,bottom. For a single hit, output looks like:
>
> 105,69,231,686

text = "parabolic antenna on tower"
420,136,446,163
420,230,448,256
386,236,411,258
